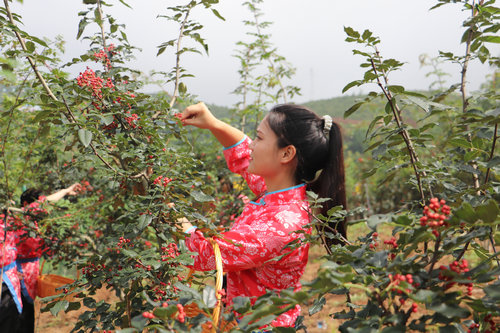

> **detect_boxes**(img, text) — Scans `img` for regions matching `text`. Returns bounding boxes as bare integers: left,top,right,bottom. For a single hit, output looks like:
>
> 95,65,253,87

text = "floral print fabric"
185,136,311,327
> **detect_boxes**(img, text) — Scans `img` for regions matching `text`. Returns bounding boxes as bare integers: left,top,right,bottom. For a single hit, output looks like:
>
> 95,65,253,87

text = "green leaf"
439,325,460,333
94,7,102,25
476,199,500,223
25,40,35,53
202,285,217,308
77,18,89,40
50,300,69,316
101,114,114,126
454,202,477,223
428,303,470,318
232,296,251,314
137,214,152,230
344,26,360,38
308,296,326,315
412,290,435,303
66,301,81,312
486,156,500,168
190,190,214,202
344,102,364,118
153,305,178,319
483,281,500,300
78,128,92,147
366,214,391,230
480,35,500,43
342,80,362,94
404,95,430,113
448,138,471,149
387,85,405,94
131,313,148,330
118,0,132,9
211,8,225,21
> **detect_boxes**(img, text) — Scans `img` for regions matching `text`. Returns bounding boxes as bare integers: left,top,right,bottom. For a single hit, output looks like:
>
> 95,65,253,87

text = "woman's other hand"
179,102,218,130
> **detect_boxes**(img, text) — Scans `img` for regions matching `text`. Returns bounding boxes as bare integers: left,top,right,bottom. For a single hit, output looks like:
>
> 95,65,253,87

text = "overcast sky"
10,0,499,106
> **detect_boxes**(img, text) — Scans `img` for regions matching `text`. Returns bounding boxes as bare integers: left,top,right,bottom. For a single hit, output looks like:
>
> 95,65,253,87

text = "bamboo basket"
186,239,237,333
37,260,75,299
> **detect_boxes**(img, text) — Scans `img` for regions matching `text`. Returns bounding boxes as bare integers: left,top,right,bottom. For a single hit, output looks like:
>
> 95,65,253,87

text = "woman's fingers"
180,102,215,129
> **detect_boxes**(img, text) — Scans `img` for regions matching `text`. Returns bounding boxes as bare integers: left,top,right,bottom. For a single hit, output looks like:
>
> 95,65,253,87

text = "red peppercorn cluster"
161,243,180,262
81,263,110,278
77,67,104,99
93,44,115,70
124,111,139,128
384,236,398,249
439,259,473,295
153,175,173,187
217,288,228,305
388,274,419,313
177,304,186,323
369,232,379,249
117,236,132,249
142,311,155,319
468,322,480,333
420,198,451,237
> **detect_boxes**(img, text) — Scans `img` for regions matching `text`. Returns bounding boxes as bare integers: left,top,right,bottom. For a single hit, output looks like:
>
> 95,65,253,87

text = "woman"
178,102,346,328
16,184,81,333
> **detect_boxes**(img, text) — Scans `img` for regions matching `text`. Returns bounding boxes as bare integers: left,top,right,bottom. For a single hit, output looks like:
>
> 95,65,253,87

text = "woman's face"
248,116,286,177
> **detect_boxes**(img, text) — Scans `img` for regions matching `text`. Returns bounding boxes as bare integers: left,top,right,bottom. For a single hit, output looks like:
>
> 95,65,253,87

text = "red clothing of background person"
16,197,47,303
0,214,23,314
185,136,311,327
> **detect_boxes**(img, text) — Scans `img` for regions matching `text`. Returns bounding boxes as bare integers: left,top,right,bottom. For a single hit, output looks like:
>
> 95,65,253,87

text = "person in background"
15,183,82,333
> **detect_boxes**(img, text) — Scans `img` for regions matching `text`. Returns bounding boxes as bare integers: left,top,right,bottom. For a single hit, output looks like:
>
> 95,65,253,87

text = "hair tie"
323,115,333,138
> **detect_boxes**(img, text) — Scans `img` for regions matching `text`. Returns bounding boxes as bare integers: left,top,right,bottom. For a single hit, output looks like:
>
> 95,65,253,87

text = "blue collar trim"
249,183,306,206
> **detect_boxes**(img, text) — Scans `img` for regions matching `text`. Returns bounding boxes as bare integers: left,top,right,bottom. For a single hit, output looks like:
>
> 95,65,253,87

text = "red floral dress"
0,214,23,313
185,136,311,328
16,198,47,303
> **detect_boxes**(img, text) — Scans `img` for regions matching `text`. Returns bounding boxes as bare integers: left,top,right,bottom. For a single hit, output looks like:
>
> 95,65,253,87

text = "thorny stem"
169,9,190,109
484,123,498,184
152,8,191,120
427,236,441,275
252,9,288,103
370,58,426,204
3,0,58,101
97,0,107,50
461,0,483,191
302,207,352,247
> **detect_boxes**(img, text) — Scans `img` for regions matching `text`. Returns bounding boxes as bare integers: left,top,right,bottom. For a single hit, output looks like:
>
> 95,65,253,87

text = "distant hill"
207,94,380,123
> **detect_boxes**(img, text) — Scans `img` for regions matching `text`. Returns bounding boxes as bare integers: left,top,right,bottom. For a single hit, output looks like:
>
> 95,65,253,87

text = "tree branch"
484,123,498,184
3,0,58,101
152,8,191,120
461,0,483,191
370,58,426,203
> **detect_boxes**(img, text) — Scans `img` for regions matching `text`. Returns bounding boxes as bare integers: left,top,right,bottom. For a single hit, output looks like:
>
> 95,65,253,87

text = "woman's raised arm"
180,102,245,148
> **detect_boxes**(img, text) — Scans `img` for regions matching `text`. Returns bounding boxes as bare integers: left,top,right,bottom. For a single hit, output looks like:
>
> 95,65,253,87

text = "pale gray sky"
11,0,498,106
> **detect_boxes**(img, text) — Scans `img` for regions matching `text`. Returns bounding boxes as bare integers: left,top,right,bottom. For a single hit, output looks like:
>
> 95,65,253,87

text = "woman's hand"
66,183,83,196
179,102,219,130
176,217,193,233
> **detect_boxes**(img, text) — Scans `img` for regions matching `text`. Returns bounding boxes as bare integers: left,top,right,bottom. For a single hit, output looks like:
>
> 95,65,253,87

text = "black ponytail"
308,121,347,247
267,104,347,248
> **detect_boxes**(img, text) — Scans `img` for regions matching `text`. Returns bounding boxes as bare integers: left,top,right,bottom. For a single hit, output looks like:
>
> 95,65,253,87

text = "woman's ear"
280,145,297,164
